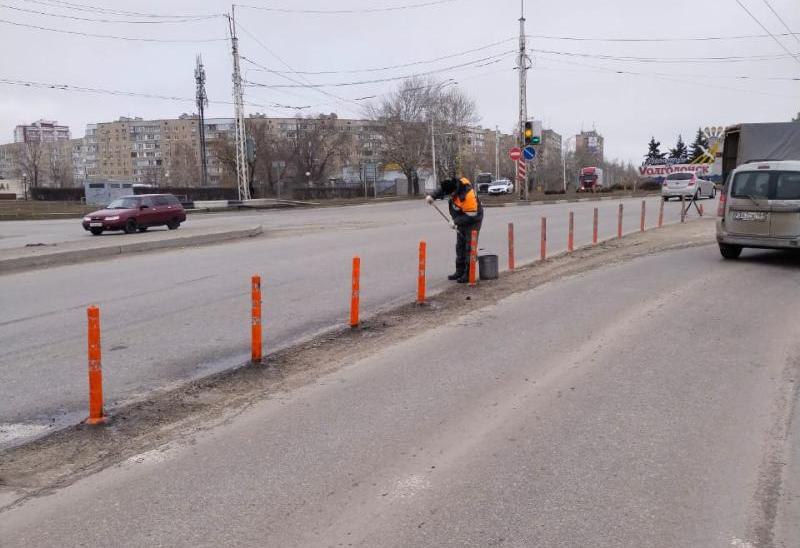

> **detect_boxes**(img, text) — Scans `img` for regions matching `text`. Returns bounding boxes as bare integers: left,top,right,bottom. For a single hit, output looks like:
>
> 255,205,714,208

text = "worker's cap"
459,177,471,186
440,178,458,194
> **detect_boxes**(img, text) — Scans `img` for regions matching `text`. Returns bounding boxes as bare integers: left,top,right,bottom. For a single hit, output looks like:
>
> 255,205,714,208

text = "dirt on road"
0,218,717,511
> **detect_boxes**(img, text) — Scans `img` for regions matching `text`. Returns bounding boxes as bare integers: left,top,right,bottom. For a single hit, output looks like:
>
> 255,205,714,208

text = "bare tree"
248,119,295,196
166,142,200,187
16,141,44,188
290,115,353,186
367,77,478,195
207,138,237,188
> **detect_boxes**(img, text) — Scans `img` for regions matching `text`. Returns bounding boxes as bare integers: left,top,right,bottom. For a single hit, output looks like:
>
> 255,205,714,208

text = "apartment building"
575,129,604,166
14,120,71,143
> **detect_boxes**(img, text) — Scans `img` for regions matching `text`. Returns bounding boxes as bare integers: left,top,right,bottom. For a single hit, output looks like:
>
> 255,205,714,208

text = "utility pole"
195,54,209,187
517,0,531,200
430,118,437,189
227,6,250,201
495,125,500,180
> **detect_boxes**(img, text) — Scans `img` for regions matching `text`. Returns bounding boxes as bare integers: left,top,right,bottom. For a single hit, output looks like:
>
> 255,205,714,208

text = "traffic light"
532,120,542,145
523,121,533,146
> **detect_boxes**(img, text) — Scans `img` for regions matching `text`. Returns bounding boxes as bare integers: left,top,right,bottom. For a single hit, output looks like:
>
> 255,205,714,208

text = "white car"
661,172,716,201
487,179,514,195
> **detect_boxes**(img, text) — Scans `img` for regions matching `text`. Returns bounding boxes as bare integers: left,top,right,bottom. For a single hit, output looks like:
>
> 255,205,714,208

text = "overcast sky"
1,0,798,163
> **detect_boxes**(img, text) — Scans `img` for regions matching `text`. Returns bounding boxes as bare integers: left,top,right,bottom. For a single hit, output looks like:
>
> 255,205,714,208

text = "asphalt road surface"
2,244,797,547
0,196,704,441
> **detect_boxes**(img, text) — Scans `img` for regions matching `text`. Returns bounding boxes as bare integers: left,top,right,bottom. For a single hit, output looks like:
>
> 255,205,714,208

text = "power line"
234,0,458,15
23,0,216,19
244,51,514,88
0,17,228,41
761,0,800,46
258,37,517,75
0,77,277,108
733,0,800,66
526,31,800,43
234,21,364,116
535,54,798,98
0,3,222,24
531,47,799,64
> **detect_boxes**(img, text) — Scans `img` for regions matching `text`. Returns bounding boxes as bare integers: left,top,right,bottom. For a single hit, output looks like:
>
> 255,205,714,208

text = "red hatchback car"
82,194,187,235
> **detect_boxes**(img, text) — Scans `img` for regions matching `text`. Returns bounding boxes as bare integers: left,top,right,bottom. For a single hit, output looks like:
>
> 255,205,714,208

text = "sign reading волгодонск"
638,163,710,177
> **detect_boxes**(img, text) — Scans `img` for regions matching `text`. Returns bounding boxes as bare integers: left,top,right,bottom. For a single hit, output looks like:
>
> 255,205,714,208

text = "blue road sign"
523,146,536,160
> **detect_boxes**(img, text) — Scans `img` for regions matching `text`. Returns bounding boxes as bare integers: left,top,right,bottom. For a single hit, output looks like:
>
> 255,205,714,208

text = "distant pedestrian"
426,177,484,283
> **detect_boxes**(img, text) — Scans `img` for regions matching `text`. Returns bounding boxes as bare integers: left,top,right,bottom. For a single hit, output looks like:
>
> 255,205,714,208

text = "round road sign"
508,147,521,161
523,146,536,160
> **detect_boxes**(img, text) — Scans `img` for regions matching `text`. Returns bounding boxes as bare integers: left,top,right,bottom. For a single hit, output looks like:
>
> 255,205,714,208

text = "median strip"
0,225,263,274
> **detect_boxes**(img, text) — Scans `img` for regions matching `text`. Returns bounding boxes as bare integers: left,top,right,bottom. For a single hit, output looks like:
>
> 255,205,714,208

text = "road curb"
482,192,659,208
0,225,263,274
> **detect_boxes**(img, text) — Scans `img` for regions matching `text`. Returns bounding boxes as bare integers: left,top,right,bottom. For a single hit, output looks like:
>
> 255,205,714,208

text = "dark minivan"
82,194,186,235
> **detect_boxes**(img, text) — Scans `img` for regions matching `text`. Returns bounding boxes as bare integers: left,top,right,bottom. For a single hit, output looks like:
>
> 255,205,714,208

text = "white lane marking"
0,423,50,445
125,448,172,466
730,537,756,547
389,474,430,500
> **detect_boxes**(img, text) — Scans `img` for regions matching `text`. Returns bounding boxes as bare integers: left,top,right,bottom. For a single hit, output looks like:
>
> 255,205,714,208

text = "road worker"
425,177,484,283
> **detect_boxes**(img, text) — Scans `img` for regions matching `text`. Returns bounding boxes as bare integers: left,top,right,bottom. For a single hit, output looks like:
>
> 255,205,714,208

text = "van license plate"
734,211,766,222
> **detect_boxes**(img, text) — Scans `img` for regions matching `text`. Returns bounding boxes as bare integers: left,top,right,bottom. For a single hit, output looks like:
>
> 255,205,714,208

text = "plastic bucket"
478,254,498,280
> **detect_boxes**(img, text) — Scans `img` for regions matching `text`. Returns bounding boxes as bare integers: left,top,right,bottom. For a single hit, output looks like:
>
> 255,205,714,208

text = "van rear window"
775,172,800,200
732,171,800,200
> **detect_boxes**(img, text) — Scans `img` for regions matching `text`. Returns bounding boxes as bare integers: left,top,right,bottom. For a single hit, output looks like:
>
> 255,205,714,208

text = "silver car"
716,160,800,259
661,172,716,201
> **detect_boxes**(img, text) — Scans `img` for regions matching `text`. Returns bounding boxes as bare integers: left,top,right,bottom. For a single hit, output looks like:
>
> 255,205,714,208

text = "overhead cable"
733,0,800,66
0,17,228,41
0,3,222,23
23,0,216,19
761,0,800,45
234,0,457,15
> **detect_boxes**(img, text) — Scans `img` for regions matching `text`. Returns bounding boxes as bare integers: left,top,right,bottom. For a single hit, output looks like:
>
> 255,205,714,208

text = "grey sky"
1,0,798,163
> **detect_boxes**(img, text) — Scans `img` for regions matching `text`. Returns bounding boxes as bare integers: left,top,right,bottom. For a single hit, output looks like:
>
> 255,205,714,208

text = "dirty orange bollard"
251,275,262,363
592,207,598,246
350,256,360,328
417,241,426,305
540,217,547,261
468,230,478,286
658,199,664,228
640,200,646,232
508,222,515,271
86,306,106,425
568,211,574,253
617,204,624,239
699,203,704,217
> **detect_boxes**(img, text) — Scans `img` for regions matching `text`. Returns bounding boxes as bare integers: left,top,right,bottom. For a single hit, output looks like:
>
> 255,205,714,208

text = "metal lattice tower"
228,6,250,201
195,54,209,187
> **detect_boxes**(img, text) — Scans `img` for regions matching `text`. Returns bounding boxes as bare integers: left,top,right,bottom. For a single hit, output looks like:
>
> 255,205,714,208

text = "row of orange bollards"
84,199,665,425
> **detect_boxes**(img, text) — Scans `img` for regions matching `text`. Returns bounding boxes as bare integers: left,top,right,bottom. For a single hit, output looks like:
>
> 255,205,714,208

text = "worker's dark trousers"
455,223,481,276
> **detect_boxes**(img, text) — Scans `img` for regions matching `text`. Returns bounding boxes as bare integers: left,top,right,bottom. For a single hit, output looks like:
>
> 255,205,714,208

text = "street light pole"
562,135,576,193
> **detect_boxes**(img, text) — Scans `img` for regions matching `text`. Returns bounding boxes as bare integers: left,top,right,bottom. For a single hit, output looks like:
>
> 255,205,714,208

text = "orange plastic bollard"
592,207,598,246
468,230,478,286
251,275,262,363
568,211,574,253
417,241,426,305
350,256,360,328
658,199,664,228
508,222,515,271
86,306,106,425
640,200,646,232
540,217,547,261
699,203,704,217
617,204,624,238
